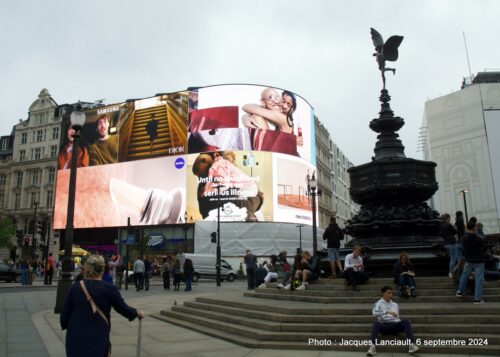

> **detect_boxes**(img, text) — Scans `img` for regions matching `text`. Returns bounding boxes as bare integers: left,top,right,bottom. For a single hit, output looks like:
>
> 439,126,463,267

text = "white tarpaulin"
194,221,325,256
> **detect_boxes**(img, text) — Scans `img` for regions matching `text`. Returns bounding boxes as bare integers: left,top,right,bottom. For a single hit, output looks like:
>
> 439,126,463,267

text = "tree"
0,217,16,249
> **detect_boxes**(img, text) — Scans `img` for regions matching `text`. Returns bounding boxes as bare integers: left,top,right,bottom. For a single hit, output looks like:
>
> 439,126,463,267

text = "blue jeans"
445,244,457,274
184,274,192,291
458,262,484,301
370,320,415,344
21,269,28,285
456,244,464,261
398,275,416,289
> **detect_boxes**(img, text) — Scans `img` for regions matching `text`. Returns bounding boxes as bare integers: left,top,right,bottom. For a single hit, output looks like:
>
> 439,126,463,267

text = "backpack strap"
79,280,109,327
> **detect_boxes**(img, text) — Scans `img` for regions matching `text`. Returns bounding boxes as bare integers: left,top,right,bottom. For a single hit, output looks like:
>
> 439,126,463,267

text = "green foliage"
0,217,15,248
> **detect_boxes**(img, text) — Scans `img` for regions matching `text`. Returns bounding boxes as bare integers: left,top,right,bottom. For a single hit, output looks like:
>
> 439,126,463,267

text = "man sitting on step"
295,250,320,290
344,245,369,291
367,286,420,356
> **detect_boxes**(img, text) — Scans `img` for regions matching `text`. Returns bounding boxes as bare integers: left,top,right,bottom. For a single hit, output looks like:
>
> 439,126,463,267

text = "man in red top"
44,253,55,285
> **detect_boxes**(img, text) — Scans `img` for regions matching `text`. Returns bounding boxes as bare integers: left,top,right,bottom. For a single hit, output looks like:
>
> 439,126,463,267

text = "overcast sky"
1,0,498,165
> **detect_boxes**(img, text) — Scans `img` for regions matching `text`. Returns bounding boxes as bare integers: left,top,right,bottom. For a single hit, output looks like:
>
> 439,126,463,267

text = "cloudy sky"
1,0,498,165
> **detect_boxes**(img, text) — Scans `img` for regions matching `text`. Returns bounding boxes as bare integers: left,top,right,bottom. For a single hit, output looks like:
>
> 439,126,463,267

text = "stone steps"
195,296,500,315
155,276,500,355
152,312,500,355
171,305,500,334
245,290,500,304
183,301,500,324
260,286,500,297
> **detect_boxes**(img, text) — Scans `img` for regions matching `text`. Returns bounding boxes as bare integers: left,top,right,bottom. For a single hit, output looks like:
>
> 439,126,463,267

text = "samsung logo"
97,106,120,114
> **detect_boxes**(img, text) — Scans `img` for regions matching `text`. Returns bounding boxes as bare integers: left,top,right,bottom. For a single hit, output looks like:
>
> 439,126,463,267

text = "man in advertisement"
88,114,119,166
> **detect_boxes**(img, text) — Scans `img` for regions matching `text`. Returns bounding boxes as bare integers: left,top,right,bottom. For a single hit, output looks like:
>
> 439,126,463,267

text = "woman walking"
60,254,144,357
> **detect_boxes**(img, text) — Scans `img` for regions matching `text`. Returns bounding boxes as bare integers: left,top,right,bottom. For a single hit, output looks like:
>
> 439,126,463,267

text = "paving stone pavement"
0,278,492,357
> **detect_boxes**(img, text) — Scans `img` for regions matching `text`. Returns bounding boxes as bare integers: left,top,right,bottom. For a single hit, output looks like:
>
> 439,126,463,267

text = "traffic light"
16,230,23,246
210,232,217,244
37,221,46,238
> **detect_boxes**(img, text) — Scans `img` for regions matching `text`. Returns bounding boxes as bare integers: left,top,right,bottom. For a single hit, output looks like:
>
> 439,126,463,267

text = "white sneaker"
276,283,284,289
448,272,453,278
260,282,268,288
408,343,420,354
284,284,291,290
296,284,306,290
366,344,377,356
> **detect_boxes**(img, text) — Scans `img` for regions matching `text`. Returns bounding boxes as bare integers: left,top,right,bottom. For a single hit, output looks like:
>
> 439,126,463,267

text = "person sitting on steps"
367,285,420,356
344,245,369,291
295,250,320,290
393,252,417,298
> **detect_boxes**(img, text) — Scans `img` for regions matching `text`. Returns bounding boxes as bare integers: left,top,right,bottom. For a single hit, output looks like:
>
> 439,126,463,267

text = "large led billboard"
53,84,316,229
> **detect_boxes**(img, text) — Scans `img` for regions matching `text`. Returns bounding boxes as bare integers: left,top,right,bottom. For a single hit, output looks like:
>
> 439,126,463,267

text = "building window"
46,190,53,207
21,133,27,144
19,150,25,162
30,192,38,207
0,192,3,207
1,139,7,151
0,175,5,186
31,170,40,185
16,172,23,186
31,131,36,143
52,127,59,140
34,148,42,160
50,145,58,158
48,167,55,183
15,193,21,209
36,130,43,142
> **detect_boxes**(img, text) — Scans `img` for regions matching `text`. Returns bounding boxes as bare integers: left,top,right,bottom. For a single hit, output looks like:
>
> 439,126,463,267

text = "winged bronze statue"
370,28,404,89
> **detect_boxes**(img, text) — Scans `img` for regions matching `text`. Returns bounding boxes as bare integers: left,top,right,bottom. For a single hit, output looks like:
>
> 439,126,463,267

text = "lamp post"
31,201,39,259
55,108,86,313
183,211,188,253
214,184,223,287
306,172,319,255
459,189,469,223
296,224,304,252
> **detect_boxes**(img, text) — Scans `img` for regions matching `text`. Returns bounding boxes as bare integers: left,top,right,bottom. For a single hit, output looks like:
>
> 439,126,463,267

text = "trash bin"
27,270,34,285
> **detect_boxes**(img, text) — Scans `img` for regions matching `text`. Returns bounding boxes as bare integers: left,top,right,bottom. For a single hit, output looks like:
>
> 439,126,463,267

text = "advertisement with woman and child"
53,84,317,229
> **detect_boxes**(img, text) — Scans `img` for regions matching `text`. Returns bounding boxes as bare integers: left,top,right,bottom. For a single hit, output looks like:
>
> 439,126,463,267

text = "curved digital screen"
53,84,316,229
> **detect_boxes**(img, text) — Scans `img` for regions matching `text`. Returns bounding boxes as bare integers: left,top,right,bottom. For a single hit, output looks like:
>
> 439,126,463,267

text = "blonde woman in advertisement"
242,88,302,153
242,88,296,134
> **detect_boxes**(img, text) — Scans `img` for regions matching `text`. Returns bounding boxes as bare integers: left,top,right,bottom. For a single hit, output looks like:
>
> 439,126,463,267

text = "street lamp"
183,211,188,253
28,201,39,260
55,108,86,313
459,189,469,223
296,224,304,252
214,184,223,287
306,172,319,255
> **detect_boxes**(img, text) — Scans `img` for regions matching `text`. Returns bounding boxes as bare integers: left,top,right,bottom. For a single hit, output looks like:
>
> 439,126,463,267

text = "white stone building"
422,72,500,234
0,89,62,254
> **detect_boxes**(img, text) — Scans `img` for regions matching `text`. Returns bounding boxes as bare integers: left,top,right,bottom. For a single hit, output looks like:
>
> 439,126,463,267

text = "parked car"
177,254,237,282
0,262,19,283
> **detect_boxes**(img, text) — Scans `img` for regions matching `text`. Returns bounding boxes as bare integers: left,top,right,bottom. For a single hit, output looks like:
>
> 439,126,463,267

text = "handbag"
80,280,112,356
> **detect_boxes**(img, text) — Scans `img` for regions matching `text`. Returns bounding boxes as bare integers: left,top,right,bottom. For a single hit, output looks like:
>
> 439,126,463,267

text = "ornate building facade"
422,72,500,234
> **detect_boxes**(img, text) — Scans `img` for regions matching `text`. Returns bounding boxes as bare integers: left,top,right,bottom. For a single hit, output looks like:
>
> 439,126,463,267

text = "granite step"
245,291,500,304
182,301,500,324
152,312,500,355
195,296,500,315
154,311,500,354
258,286,500,297
171,305,500,334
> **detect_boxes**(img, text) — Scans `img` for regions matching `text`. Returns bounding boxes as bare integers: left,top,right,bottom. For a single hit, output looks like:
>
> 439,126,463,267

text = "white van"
178,254,237,282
